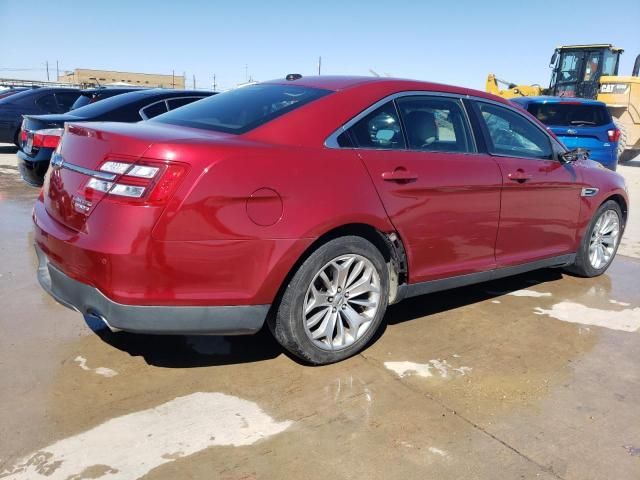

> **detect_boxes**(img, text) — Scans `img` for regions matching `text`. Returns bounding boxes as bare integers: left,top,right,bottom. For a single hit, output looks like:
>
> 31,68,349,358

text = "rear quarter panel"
151,143,394,241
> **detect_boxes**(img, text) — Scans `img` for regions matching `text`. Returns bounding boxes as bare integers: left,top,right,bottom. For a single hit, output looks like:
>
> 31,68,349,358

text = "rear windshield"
65,90,151,117
526,103,611,127
71,94,92,110
150,84,331,134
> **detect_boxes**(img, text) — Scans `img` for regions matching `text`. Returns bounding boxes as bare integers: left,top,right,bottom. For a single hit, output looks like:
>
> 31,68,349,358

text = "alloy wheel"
303,254,381,351
588,209,620,269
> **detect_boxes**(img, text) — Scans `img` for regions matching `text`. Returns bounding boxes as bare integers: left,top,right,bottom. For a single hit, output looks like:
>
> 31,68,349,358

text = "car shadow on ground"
89,268,565,368
620,160,640,168
384,268,563,326
87,318,285,368
0,145,18,154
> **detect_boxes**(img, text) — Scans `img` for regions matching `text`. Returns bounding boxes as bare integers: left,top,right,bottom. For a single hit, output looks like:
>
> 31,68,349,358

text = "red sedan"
33,76,628,364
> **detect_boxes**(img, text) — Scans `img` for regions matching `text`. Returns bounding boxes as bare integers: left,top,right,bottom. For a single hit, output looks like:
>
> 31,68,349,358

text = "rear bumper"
17,148,53,187
36,244,269,335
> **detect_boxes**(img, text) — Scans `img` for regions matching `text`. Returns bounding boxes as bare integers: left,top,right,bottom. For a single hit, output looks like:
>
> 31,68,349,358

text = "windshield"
150,84,331,134
527,103,611,127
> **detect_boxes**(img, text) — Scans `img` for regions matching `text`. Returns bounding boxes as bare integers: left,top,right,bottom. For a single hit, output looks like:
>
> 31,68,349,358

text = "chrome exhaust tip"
86,311,122,333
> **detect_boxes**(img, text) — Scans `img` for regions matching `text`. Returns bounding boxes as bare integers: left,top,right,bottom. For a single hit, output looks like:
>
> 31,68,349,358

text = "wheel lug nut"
328,297,334,302
344,292,349,298
337,287,342,293
332,307,337,313
342,304,347,310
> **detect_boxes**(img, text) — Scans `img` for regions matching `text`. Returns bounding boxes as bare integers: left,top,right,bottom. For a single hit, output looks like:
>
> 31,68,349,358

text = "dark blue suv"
511,96,619,170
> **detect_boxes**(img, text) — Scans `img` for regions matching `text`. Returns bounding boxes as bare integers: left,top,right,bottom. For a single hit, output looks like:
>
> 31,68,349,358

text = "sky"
1,0,639,92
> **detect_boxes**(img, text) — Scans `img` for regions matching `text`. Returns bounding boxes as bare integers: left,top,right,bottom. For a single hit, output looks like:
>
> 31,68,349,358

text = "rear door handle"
381,168,418,182
508,169,532,183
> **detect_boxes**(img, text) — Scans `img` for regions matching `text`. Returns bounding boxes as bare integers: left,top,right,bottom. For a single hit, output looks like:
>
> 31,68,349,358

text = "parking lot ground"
1,144,639,479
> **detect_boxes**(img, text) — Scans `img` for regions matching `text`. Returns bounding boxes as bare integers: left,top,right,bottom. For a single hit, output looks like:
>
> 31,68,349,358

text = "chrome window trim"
138,96,206,120
324,91,478,153
325,91,565,159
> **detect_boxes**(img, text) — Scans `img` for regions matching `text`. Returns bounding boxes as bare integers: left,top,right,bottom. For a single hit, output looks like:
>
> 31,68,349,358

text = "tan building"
58,68,185,89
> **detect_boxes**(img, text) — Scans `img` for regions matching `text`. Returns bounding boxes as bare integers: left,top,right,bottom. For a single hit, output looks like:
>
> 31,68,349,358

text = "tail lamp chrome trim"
50,153,117,181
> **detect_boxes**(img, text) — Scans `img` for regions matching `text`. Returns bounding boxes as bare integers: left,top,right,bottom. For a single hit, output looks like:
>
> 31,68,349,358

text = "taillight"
32,128,63,149
607,129,621,142
84,160,187,203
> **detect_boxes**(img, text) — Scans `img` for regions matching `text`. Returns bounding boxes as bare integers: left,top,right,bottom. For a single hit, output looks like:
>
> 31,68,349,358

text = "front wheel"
270,236,389,365
565,200,623,277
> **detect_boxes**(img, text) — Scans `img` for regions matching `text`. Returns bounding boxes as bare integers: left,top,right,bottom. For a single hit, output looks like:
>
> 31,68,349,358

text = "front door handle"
382,168,418,183
508,169,532,183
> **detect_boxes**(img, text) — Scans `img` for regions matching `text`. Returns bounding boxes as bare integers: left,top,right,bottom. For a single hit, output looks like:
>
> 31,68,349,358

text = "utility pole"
245,64,248,82
212,73,217,92
318,56,322,75
183,71,186,89
56,60,59,81
46,61,50,81
172,70,175,88
193,74,196,89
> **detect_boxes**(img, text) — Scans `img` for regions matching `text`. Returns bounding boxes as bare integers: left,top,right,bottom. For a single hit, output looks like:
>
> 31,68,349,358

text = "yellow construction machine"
487,44,640,161
486,74,543,98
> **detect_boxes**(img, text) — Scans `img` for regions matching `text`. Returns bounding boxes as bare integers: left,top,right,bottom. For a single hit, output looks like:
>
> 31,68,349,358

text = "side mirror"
560,148,590,163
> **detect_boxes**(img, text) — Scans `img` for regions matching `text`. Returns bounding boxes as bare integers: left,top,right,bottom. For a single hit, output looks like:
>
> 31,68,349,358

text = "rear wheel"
270,236,389,365
565,200,623,277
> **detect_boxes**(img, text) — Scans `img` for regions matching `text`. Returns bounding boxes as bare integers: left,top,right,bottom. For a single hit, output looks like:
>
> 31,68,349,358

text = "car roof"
0,86,79,104
134,88,212,96
511,96,605,106
81,87,143,94
263,75,505,102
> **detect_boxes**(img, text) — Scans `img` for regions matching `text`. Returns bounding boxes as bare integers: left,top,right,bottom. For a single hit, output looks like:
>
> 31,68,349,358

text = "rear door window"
36,93,58,113
475,102,553,160
347,101,405,150
140,101,168,119
396,96,474,153
526,102,610,127
167,97,202,110
55,92,80,112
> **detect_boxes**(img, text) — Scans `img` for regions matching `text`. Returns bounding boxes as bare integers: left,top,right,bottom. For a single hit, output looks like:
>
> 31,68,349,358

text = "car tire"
270,236,389,365
565,200,623,277
614,119,630,163
13,129,20,148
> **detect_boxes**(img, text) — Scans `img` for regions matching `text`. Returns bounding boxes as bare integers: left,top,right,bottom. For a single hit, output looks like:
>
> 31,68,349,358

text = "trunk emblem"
73,196,92,213
51,152,64,170
567,129,578,135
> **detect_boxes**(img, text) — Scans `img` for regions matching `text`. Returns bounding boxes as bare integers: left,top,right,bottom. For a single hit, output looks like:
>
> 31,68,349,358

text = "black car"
0,87,81,145
0,87,34,100
18,89,214,186
69,87,144,110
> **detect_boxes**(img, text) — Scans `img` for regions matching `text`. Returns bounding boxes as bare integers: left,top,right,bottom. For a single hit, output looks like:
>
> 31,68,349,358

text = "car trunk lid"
549,125,610,149
43,121,234,232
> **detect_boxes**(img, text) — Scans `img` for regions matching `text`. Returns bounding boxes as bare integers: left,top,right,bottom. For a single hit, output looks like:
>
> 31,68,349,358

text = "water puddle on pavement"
73,356,118,378
0,392,292,480
385,359,472,379
534,301,640,332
